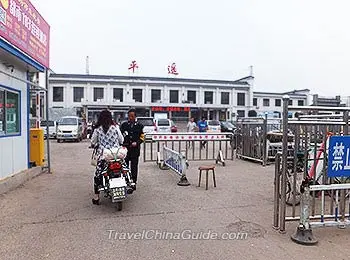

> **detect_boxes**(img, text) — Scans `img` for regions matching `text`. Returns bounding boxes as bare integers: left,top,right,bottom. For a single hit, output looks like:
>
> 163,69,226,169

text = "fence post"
273,152,281,229
263,113,268,166
339,110,349,226
45,69,51,174
143,136,147,162
177,151,191,186
291,179,318,245
279,95,289,233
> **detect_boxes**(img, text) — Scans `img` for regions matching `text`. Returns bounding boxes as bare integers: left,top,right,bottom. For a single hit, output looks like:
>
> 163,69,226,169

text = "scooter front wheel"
116,201,123,211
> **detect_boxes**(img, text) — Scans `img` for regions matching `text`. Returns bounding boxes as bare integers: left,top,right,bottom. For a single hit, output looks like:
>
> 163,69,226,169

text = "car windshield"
157,119,170,126
60,118,78,125
208,120,220,126
40,121,55,127
138,119,154,126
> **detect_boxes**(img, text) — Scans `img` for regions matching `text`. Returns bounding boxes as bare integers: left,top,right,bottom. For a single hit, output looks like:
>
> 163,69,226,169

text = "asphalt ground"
0,139,349,260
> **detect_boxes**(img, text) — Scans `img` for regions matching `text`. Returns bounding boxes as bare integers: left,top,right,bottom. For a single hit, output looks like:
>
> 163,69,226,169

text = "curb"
0,167,43,195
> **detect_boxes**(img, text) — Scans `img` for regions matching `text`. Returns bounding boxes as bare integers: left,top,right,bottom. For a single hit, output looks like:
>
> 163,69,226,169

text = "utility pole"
249,65,254,77
86,56,90,75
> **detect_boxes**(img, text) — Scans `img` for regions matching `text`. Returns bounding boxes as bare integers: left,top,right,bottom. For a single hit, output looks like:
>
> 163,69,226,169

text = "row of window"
53,87,247,106
0,88,20,135
253,98,304,107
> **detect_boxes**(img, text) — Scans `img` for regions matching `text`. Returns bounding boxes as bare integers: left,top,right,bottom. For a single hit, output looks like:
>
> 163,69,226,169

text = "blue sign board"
165,157,183,175
328,136,350,177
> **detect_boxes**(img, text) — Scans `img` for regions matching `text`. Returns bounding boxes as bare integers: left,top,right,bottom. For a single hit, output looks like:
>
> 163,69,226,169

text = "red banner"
152,107,190,112
0,103,15,108
0,0,50,67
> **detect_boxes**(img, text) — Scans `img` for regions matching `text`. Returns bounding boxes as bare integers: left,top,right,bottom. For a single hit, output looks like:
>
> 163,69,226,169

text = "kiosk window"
0,88,20,135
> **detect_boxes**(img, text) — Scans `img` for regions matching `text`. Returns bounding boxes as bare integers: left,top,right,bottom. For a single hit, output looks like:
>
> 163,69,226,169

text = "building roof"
253,89,310,97
283,89,310,95
49,73,252,86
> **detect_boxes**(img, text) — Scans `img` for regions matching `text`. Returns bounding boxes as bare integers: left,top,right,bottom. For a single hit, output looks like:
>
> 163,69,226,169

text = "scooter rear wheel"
116,201,123,211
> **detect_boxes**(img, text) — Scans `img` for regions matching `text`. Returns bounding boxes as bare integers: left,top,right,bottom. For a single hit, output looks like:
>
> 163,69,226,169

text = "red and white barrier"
149,133,230,141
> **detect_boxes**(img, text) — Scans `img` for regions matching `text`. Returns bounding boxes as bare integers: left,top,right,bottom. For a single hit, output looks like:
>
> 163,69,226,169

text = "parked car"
220,121,237,149
220,121,236,133
155,119,172,132
56,116,83,143
136,117,156,134
40,120,57,139
207,120,221,133
170,120,177,132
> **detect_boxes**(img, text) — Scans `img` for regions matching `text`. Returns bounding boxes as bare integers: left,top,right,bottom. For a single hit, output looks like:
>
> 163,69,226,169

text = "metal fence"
162,146,190,186
273,96,350,244
235,116,292,165
143,132,234,166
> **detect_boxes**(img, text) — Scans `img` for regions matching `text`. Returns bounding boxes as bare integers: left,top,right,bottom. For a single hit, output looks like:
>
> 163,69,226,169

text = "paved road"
0,140,349,260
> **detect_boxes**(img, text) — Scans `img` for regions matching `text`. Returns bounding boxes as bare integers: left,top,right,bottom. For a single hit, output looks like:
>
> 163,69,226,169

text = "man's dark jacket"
120,121,144,157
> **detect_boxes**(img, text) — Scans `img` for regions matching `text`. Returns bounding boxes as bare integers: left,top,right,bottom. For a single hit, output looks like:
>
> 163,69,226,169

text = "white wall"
49,81,250,110
0,62,28,180
253,94,308,117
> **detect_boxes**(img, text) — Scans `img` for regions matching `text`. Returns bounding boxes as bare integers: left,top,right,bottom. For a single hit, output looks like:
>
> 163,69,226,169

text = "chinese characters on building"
128,60,139,73
9,0,47,46
168,63,179,75
152,107,190,112
0,0,50,67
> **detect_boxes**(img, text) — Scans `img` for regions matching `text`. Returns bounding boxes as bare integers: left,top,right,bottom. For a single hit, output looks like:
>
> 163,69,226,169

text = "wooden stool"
198,165,216,190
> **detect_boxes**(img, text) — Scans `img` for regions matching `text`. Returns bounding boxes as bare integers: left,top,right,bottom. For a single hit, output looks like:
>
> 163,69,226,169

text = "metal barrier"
291,182,350,245
161,146,190,186
235,116,292,165
143,132,234,166
273,96,350,244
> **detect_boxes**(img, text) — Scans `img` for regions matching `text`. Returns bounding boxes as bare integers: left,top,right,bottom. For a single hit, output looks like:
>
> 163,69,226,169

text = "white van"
155,119,172,132
40,120,57,139
56,116,83,143
207,120,221,133
136,117,156,134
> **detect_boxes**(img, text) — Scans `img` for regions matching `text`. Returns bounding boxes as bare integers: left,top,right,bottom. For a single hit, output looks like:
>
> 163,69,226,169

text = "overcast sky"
31,0,350,96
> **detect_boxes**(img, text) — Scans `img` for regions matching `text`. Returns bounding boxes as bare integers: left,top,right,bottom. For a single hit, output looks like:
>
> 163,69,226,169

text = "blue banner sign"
328,136,350,177
165,157,183,174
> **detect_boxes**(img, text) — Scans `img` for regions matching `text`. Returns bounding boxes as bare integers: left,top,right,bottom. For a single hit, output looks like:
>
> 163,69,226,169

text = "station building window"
53,87,63,102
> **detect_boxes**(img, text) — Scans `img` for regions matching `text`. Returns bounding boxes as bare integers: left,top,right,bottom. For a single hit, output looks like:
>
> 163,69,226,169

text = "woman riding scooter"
91,110,124,205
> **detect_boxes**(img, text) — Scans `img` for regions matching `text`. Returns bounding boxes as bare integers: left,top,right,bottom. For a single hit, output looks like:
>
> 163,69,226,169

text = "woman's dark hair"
97,110,113,134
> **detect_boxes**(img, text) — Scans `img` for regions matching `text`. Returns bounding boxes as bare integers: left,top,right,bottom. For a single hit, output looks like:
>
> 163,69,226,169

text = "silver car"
56,116,83,143
40,120,57,139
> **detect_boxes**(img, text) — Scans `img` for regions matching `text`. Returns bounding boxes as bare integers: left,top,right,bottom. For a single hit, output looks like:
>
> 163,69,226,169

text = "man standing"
187,117,197,148
187,117,197,132
120,108,144,189
197,117,208,149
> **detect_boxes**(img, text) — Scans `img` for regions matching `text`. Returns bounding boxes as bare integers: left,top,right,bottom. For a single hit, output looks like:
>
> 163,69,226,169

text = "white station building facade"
48,73,316,122
48,74,255,122
253,89,310,118
0,1,50,180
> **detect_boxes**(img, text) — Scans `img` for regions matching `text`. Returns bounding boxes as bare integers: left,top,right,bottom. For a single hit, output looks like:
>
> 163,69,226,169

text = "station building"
48,74,255,122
